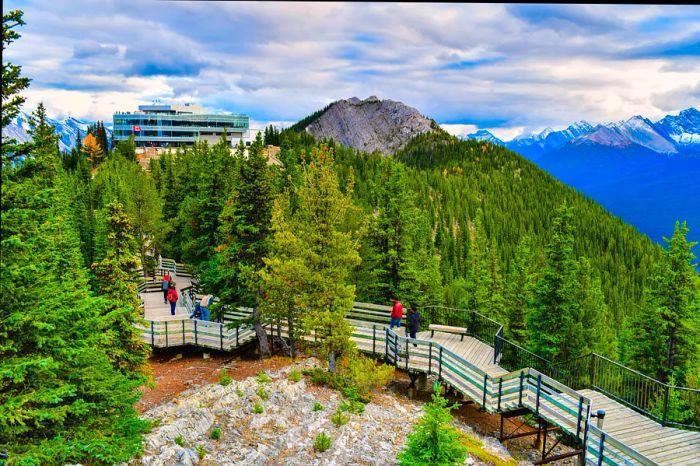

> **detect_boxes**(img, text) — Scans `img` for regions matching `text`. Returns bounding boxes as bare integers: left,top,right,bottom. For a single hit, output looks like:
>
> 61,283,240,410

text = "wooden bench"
429,324,469,341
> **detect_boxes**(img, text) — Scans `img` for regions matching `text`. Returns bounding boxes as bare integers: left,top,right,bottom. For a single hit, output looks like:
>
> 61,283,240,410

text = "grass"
236,387,244,397
256,386,270,401
195,444,206,460
253,403,264,414
219,368,232,386
173,435,185,447
338,400,365,415
313,401,324,412
314,432,332,452
257,370,271,384
330,410,349,427
288,368,302,383
458,432,518,466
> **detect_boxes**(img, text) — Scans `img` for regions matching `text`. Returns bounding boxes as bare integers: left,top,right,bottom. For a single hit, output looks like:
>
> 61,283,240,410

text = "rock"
303,96,436,155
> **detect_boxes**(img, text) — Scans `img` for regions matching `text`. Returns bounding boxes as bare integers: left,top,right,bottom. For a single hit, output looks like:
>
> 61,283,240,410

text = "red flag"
133,125,142,131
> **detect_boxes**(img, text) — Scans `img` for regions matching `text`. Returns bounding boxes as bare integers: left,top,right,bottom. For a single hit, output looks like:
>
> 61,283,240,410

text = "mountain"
504,121,594,159
654,107,700,151
4,111,112,153
294,96,437,155
465,129,504,145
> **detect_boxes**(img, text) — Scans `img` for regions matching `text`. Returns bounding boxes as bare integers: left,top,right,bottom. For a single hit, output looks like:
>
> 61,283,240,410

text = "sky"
4,1,700,140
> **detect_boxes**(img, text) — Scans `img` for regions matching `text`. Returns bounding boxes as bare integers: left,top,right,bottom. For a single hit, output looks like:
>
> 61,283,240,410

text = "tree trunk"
288,317,296,360
328,350,337,373
253,306,271,357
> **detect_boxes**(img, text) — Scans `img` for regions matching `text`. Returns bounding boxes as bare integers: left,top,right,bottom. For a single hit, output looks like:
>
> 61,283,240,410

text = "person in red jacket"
167,281,178,316
390,298,403,329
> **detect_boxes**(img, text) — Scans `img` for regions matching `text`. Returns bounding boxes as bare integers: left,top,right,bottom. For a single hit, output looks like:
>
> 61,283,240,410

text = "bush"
253,403,264,414
210,428,221,440
257,370,271,384
195,444,206,460
257,386,270,401
174,435,185,447
313,401,325,412
219,368,232,386
339,400,365,415
236,387,244,397
331,410,349,427
346,354,393,396
314,432,332,452
397,383,468,466
289,368,302,382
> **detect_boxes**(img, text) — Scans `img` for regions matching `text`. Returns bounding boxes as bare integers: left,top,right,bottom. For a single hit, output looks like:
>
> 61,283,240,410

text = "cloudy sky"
4,1,700,140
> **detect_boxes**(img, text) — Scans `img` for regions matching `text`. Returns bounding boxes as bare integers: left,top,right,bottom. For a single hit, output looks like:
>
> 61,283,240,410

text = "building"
112,103,250,149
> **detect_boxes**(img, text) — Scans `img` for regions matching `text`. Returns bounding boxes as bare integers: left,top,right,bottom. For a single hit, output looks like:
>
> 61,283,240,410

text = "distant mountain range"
4,111,112,153
465,108,700,246
465,107,700,158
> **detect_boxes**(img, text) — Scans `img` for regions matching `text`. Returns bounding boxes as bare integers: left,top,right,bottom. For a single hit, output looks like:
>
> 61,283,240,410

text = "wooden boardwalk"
136,275,700,465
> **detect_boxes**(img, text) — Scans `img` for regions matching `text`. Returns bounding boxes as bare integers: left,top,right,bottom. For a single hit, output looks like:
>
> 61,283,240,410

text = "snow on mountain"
465,108,698,157
465,129,504,145
4,111,111,153
654,107,700,149
613,115,677,154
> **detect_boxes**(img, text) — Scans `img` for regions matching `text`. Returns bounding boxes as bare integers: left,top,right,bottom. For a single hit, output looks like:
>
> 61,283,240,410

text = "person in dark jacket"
408,305,419,347
162,272,171,303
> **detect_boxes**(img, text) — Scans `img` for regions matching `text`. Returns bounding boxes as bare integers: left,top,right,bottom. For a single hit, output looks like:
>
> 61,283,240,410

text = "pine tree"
504,236,534,344
397,383,468,465
215,133,275,356
91,201,151,380
1,10,31,131
260,145,360,371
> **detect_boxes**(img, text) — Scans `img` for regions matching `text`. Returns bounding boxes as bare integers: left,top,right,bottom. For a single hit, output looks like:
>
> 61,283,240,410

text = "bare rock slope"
304,96,436,155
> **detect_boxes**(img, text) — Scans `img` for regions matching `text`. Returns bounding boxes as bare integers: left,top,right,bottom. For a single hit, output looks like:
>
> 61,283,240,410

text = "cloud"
4,0,700,134
73,40,119,59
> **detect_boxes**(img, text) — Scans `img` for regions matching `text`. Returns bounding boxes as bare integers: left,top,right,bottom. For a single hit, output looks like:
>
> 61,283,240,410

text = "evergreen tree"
462,208,490,314
1,102,147,463
91,201,151,380
215,133,275,356
1,10,31,131
260,145,360,371
397,383,468,466
504,236,534,344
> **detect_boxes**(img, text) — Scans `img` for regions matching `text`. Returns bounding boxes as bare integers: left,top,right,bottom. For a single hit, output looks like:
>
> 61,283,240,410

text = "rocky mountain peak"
302,96,436,155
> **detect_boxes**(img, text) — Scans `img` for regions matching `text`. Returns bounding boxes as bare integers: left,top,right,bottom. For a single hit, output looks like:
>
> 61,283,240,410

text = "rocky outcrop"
131,358,522,465
303,96,436,155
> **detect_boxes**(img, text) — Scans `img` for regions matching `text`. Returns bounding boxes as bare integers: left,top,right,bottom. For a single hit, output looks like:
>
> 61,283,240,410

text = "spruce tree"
1,10,31,131
215,134,274,356
504,236,534,344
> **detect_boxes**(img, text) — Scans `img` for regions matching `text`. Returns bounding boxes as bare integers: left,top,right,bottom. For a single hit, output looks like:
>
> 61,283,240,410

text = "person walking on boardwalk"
408,305,419,347
390,297,404,329
200,294,213,321
162,271,171,303
167,281,178,316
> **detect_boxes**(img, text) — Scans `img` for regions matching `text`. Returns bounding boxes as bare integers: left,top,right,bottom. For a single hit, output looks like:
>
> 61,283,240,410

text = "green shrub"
236,387,244,397
257,370,271,384
331,410,349,427
253,403,264,414
397,383,467,465
195,444,206,460
338,400,365,415
289,368,302,382
174,435,185,447
346,354,393,396
313,401,325,412
257,386,270,400
219,368,232,386
210,428,222,440
314,432,332,452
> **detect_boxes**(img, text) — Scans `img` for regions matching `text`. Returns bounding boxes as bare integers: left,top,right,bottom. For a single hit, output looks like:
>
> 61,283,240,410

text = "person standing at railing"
167,281,178,316
408,305,419,347
162,271,171,303
200,294,213,321
390,297,404,329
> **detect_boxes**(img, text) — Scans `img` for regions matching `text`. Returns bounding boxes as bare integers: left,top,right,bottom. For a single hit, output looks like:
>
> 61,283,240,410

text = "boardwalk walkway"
136,266,699,466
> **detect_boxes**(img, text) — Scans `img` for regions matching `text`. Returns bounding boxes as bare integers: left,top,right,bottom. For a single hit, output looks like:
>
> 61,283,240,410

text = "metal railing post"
497,378,503,411
151,321,154,346
165,321,169,348
194,320,198,346
662,385,670,426
428,342,433,375
236,326,239,347
597,433,606,466
372,325,376,355
405,338,409,371
438,346,443,380
481,374,488,410
220,323,223,350
576,396,584,442
535,374,542,417
384,328,389,362
518,371,524,407
182,320,185,345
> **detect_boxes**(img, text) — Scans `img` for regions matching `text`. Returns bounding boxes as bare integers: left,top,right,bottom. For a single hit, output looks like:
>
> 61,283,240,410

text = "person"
390,297,403,329
408,305,419,347
162,271,171,303
200,294,213,321
189,302,202,320
167,281,178,316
